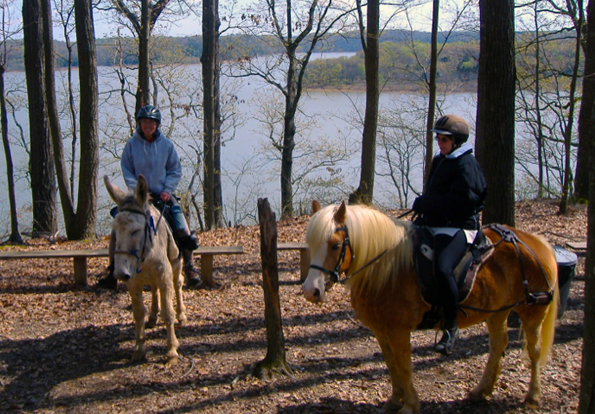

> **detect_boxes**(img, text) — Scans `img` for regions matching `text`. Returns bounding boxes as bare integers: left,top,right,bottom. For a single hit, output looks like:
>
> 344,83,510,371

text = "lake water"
0,56,479,237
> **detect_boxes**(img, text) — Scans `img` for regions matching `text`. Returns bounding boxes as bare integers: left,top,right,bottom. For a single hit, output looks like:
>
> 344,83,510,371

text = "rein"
112,207,158,274
458,224,554,314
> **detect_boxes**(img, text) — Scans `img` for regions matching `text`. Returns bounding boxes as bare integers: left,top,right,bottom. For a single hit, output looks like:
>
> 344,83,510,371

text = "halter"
309,226,355,285
112,207,157,274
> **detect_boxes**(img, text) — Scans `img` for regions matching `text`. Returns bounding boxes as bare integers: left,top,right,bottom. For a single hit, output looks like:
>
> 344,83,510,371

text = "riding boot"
96,264,117,290
182,249,202,288
434,320,459,355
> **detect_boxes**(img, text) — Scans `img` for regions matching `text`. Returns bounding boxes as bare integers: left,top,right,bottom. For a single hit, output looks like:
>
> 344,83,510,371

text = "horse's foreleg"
147,284,160,328
158,276,180,366
381,329,419,414
172,258,187,325
129,287,148,362
376,335,404,412
469,312,509,401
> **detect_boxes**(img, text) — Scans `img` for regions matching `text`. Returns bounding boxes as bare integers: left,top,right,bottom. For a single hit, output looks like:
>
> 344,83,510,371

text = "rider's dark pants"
433,230,468,326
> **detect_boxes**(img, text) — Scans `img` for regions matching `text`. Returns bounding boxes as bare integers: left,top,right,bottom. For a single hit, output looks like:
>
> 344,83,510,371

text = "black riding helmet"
136,105,162,126
430,114,469,146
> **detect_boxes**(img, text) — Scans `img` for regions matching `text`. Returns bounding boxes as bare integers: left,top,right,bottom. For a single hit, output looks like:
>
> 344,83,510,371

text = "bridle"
309,226,355,287
112,207,157,274
308,224,392,289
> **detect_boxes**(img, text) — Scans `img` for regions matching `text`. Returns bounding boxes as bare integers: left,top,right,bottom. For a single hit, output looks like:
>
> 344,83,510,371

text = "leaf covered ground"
0,199,586,413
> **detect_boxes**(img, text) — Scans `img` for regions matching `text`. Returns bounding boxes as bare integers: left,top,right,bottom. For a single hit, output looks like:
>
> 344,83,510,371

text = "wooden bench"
566,241,587,251
0,246,244,287
278,242,310,281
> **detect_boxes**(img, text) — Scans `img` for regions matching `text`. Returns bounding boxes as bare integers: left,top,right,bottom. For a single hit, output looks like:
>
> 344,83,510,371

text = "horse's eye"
332,242,341,251
131,230,140,237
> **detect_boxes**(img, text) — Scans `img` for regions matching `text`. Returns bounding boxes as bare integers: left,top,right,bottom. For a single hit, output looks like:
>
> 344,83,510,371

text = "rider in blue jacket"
412,114,488,355
98,105,201,289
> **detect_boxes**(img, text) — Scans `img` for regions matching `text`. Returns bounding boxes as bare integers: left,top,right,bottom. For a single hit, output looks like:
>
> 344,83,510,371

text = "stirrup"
434,326,459,356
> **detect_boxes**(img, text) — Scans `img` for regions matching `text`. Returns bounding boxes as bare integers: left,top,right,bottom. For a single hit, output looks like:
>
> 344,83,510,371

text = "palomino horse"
104,175,186,365
302,201,558,414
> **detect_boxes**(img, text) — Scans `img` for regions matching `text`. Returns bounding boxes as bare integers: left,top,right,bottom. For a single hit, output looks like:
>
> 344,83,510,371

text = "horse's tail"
536,240,559,368
538,278,558,368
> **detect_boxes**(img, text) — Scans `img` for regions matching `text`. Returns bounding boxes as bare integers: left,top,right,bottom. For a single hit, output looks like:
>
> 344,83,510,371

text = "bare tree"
0,0,22,243
230,0,350,217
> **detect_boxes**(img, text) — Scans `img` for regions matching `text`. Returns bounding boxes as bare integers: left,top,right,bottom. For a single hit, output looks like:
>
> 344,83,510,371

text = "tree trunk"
578,0,595,411
136,0,151,111
576,0,594,204
254,198,292,379
425,0,439,183
349,0,379,206
23,0,58,235
475,0,516,226
41,0,72,228
0,63,23,243
201,0,221,230
73,0,99,239
281,72,297,218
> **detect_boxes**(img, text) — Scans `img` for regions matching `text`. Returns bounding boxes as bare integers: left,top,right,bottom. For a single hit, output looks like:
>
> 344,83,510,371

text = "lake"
0,56,480,237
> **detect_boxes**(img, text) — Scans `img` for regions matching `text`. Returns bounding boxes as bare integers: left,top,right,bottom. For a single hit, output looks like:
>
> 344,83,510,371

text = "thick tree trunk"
475,0,516,226
73,0,99,239
349,0,379,206
578,1,595,411
254,198,292,379
23,0,58,235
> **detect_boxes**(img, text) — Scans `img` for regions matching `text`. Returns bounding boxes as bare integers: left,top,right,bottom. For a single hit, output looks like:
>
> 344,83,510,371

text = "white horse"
104,175,186,365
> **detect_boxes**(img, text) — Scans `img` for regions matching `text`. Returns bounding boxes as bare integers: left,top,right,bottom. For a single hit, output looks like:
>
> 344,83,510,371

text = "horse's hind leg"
172,258,187,325
468,311,510,401
518,308,550,407
146,284,160,328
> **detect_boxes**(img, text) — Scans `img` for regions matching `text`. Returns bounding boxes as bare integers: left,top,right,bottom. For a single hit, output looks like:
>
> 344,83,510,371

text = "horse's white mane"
306,204,413,293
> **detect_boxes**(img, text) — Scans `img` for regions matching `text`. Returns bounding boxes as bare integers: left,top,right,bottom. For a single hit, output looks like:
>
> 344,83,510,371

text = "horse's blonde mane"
306,204,413,294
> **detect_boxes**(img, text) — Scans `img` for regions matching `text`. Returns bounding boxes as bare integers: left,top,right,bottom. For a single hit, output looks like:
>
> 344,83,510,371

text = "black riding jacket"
417,143,488,230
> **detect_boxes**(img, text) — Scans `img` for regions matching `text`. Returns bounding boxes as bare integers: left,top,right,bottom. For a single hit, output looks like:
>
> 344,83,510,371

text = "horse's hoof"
146,318,158,329
467,389,488,402
132,349,146,362
523,396,540,409
382,399,403,413
166,356,179,367
178,314,187,326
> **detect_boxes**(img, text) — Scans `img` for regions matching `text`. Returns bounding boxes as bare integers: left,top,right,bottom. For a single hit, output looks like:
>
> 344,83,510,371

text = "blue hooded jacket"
121,129,182,196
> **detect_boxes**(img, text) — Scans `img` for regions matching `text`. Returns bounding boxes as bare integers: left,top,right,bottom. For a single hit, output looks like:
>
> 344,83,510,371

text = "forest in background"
2,29,577,92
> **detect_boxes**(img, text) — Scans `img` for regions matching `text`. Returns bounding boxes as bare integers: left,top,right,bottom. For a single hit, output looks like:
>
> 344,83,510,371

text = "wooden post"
253,198,292,379
73,257,88,286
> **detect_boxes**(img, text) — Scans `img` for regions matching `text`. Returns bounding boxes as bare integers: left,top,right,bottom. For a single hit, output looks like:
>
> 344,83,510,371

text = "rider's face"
140,118,158,139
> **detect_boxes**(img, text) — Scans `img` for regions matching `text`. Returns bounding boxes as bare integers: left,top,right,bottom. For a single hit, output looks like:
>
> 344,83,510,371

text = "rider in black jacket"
412,114,488,355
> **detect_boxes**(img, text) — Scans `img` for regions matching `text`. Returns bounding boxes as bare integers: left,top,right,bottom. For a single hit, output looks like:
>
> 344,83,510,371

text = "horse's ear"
312,200,321,213
104,175,127,206
136,175,149,205
334,201,347,224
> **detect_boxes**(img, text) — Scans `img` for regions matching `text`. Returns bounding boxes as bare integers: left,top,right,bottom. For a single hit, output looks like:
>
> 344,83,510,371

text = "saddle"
413,225,494,329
